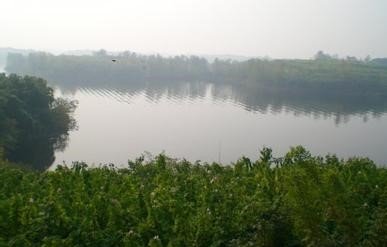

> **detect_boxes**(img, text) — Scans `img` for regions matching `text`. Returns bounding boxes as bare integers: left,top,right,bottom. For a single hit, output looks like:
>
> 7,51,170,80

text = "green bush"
1,147,387,246
0,74,76,169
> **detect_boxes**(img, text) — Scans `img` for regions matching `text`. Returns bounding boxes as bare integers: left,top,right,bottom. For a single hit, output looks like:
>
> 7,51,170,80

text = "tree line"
5,51,387,97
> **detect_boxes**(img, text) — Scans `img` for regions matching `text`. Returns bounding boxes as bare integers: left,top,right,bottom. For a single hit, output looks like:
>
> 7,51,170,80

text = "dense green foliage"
0,74,76,169
6,51,387,96
1,147,387,246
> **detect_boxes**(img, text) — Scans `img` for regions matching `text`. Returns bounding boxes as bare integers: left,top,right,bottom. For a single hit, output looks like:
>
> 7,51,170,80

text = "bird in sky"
112,59,117,62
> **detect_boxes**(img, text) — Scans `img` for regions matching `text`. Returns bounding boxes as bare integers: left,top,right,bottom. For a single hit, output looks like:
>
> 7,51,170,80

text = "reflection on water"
52,81,387,167
4,61,387,168
10,135,69,171
56,80,387,125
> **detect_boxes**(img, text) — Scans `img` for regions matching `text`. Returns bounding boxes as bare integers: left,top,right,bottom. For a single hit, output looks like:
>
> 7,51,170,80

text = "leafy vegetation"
0,74,77,169
1,147,387,246
5,51,387,97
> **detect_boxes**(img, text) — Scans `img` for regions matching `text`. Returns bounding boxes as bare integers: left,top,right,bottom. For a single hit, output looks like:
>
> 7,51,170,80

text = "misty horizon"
2,0,387,59
1,47,384,62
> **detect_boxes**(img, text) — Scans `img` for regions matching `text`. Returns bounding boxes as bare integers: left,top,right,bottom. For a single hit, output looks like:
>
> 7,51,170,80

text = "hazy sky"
2,0,387,58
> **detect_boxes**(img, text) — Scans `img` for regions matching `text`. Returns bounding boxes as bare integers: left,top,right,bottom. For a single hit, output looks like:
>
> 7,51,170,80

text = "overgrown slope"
1,147,387,246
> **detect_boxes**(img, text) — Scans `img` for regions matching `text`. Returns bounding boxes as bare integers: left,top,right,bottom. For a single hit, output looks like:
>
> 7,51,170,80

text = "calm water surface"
53,83,387,167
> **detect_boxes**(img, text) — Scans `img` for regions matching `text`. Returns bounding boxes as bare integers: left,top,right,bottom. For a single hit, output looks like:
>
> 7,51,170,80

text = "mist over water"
2,58,387,168
52,82,387,167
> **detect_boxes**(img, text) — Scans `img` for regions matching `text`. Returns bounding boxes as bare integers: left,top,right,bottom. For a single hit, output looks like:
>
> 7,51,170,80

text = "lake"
52,81,387,168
